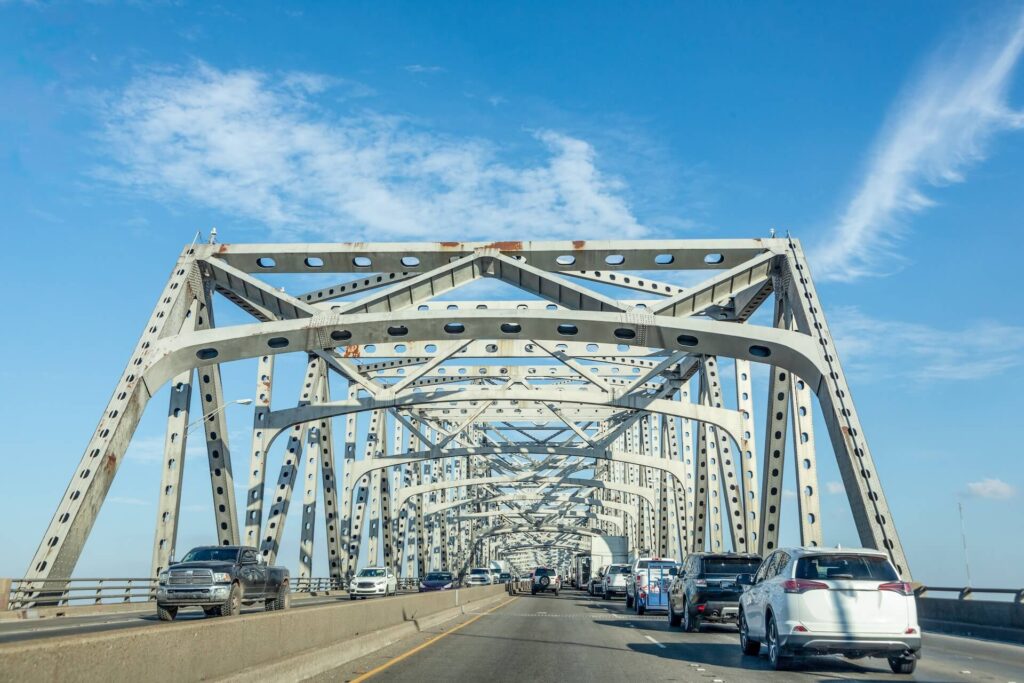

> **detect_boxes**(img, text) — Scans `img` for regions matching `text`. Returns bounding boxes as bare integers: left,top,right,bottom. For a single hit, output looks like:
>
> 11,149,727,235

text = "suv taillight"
782,579,829,594
878,581,913,596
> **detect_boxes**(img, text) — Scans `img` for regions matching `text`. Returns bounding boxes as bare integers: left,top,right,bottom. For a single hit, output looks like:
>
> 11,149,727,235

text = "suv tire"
157,604,177,621
683,600,700,632
739,611,760,655
888,656,917,674
668,601,682,628
625,593,633,609
766,613,790,670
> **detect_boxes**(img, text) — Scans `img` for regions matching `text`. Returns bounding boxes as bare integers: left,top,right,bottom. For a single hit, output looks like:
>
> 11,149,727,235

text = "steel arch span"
22,237,910,599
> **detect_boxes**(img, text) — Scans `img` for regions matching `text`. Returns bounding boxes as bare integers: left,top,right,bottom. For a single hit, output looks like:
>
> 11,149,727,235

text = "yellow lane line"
349,596,518,682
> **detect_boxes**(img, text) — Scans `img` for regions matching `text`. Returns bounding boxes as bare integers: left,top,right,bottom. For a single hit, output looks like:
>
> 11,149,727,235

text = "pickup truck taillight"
694,578,707,587
878,581,913,596
782,579,829,594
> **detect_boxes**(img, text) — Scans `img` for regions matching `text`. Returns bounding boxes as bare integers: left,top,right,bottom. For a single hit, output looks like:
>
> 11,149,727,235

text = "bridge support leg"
151,366,194,576
244,354,275,548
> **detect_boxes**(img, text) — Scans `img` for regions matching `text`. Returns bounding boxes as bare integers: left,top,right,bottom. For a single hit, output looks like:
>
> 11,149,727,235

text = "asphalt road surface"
336,589,1024,683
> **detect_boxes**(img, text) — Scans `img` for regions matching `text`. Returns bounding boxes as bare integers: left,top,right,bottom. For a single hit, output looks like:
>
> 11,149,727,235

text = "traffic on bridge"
2,239,1021,681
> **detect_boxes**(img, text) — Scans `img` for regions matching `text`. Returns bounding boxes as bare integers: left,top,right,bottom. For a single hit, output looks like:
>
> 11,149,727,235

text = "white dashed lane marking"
643,635,666,649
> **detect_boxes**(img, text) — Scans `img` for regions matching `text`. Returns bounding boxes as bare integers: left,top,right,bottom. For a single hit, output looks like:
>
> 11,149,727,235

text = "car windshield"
425,572,452,581
358,569,386,577
796,554,898,581
470,568,489,575
180,548,239,563
704,558,762,575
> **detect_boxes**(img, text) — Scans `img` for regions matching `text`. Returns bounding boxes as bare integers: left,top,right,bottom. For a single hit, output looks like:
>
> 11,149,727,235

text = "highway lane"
336,589,1024,682
0,591,412,644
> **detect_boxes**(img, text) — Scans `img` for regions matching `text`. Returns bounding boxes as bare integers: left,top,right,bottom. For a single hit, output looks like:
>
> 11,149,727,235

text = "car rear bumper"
157,585,231,605
782,633,922,657
692,599,741,622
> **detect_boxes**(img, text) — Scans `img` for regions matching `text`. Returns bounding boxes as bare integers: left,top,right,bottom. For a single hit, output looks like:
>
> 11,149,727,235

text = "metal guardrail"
3,575,445,610
914,585,1024,603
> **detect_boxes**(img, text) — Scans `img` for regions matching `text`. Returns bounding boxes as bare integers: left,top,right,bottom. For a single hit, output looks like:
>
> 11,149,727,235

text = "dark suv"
668,553,761,631
530,567,561,595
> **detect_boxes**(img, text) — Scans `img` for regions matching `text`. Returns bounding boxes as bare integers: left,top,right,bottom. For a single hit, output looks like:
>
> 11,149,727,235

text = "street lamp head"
236,398,254,405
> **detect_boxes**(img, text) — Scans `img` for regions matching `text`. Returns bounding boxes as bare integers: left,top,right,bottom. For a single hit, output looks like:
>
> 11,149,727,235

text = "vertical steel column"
298,360,328,578
339,384,359,579
259,356,320,562
351,410,383,568
317,374,343,581
244,354,275,548
151,369,193,576
680,387,695,553
194,292,240,546
734,359,760,551
705,356,746,552
782,239,911,577
791,374,823,546
759,297,792,555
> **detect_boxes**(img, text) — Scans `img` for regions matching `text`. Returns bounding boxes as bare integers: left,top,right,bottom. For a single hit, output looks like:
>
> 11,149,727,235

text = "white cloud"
829,305,1024,381
782,489,797,500
404,64,445,74
965,478,1016,500
96,65,647,242
814,10,1024,281
826,481,844,495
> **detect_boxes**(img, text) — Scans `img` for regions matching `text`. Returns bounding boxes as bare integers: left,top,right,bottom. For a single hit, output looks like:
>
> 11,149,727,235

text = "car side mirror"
736,573,754,586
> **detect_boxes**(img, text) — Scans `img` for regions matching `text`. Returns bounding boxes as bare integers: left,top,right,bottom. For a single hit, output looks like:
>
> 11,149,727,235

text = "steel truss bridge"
22,237,911,589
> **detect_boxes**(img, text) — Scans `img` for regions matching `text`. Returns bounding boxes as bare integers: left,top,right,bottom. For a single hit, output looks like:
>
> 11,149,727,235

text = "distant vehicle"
588,565,608,596
349,566,398,599
530,567,561,596
465,567,494,586
499,572,512,583
625,557,678,615
155,545,289,621
737,547,921,673
668,553,762,631
419,571,455,592
601,563,631,599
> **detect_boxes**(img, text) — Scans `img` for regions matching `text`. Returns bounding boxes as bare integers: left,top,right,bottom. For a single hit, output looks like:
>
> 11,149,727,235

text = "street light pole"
186,398,253,434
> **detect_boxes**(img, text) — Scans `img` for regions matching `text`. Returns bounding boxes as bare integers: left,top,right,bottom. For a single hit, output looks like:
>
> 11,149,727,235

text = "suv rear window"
795,554,898,581
534,568,551,576
609,565,630,573
704,558,762,575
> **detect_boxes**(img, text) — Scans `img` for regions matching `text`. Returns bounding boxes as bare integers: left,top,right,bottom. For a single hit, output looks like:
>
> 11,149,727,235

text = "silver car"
601,563,631,599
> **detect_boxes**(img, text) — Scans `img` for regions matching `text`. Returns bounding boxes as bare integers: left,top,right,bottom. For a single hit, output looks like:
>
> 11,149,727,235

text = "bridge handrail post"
0,578,10,611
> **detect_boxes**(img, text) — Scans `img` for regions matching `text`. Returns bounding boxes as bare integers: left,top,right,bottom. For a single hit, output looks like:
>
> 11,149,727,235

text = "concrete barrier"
917,596,1024,644
0,585,507,682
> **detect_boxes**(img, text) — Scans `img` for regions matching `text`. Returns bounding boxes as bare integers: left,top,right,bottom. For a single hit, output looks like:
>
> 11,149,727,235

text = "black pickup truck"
155,545,290,621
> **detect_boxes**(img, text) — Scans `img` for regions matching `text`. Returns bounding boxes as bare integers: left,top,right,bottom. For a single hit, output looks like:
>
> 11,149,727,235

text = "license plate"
722,607,738,616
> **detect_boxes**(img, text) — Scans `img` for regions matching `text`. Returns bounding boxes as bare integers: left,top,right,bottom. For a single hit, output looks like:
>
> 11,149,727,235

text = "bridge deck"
336,591,1023,683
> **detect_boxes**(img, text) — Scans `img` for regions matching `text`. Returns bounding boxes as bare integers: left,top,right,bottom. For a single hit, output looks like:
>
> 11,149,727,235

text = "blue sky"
1,1,1022,585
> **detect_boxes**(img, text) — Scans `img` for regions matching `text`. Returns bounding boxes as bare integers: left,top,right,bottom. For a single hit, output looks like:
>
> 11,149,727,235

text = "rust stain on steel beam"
487,241,523,251
439,242,463,248
572,240,586,250
217,244,230,253
343,345,361,358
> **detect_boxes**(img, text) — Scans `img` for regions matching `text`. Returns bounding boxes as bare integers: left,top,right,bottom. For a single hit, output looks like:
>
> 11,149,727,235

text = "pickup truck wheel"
157,604,177,622
602,592,610,600
625,594,633,609
219,583,242,617
636,601,645,616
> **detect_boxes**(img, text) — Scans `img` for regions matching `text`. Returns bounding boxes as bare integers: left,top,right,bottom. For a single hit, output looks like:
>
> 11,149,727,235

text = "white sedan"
737,547,921,673
349,567,398,598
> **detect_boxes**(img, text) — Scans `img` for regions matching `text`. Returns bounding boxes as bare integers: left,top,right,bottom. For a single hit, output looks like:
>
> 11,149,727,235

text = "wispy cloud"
97,64,647,242
826,481,844,495
109,496,149,506
404,64,445,74
830,305,1024,381
965,478,1016,500
815,10,1024,281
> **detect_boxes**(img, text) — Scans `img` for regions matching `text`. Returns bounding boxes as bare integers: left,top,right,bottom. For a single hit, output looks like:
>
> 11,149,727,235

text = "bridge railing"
914,585,1024,603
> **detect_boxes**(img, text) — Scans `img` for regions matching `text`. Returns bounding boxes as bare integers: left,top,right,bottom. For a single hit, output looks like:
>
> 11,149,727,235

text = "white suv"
737,547,921,673
349,566,398,599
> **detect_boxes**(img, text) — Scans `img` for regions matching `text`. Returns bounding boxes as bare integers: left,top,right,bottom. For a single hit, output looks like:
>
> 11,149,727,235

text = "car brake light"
697,604,706,613
694,579,707,587
905,627,918,634
793,625,808,632
782,579,829,593
878,581,913,596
